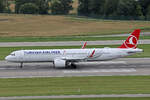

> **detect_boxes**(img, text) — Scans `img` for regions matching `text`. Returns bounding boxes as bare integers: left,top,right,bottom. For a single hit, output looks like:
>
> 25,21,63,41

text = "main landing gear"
70,63,77,69
66,62,77,69
20,62,23,68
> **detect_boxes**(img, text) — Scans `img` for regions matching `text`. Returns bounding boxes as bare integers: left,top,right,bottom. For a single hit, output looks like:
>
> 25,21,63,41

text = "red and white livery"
119,29,140,49
5,29,143,68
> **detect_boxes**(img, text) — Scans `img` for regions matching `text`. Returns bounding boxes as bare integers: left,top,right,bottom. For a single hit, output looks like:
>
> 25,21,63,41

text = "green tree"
146,5,150,20
139,0,150,16
78,0,89,16
36,0,49,14
135,3,144,20
0,0,5,13
89,0,105,16
15,0,49,14
78,0,105,16
103,0,119,16
77,0,144,20
19,3,39,14
51,0,73,14
15,0,30,13
117,0,143,20
0,0,7,13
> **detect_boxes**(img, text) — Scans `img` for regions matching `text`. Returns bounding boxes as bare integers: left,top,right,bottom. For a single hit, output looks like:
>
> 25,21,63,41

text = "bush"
19,3,39,14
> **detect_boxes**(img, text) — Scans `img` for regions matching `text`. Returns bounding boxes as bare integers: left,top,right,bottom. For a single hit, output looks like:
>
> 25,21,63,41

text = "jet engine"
54,59,66,68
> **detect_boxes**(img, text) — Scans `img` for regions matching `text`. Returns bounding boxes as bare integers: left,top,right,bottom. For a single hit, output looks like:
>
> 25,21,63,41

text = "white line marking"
79,61,127,65
63,68,136,73
98,61,127,64
0,68,17,70
1,94,150,99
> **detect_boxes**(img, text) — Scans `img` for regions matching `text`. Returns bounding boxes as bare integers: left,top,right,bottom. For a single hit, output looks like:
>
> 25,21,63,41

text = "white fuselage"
5,48,143,63
5,29,143,68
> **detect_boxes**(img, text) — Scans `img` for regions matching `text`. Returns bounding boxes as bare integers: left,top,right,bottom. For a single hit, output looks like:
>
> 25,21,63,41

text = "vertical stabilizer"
119,29,141,49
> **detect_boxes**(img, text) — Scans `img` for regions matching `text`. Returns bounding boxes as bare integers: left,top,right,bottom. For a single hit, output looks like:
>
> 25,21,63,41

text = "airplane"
5,29,143,69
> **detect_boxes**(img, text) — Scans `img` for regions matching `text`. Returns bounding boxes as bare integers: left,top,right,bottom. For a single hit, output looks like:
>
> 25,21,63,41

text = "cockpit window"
10,53,15,56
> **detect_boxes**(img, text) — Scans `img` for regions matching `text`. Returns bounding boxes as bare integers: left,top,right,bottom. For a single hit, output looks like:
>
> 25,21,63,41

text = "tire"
71,63,77,69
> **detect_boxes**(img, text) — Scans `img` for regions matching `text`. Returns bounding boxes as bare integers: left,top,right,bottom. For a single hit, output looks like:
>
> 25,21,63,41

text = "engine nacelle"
54,59,66,68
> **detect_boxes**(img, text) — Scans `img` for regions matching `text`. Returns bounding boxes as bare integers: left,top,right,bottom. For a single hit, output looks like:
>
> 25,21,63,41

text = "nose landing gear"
20,62,23,68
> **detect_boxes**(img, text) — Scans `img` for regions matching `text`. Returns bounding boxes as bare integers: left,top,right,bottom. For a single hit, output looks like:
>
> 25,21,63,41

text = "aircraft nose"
138,49,144,53
5,56,8,61
5,56,10,61
142,49,144,52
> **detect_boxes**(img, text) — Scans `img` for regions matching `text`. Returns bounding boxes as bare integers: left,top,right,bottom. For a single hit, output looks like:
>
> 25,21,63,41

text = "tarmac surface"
0,40,149,47
88,32,150,37
0,32,149,47
1,94,150,100
0,57,150,100
0,58,150,78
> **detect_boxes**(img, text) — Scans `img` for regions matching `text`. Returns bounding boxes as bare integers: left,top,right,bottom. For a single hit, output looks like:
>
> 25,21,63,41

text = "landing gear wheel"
20,62,23,68
71,63,77,69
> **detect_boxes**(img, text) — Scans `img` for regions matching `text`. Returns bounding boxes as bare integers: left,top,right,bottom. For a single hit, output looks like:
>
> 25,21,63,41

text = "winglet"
89,50,95,58
119,29,141,49
82,42,87,49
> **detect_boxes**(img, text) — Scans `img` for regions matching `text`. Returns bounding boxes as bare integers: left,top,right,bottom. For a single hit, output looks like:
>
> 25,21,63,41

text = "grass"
0,44,149,60
22,97,150,100
0,14,150,37
0,76,150,96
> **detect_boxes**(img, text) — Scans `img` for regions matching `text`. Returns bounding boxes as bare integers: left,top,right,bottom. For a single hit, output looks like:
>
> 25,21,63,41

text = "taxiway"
1,94,150,100
0,58,149,78
0,40,149,47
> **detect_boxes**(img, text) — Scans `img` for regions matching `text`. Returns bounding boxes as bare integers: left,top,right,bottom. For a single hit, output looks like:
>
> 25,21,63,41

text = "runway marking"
0,76,68,79
79,61,127,65
98,61,127,64
1,94,150,100
63,68,136,73
0,68,17,70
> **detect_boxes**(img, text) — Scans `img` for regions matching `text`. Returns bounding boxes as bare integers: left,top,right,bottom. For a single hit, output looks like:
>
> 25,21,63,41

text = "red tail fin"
119,29,141,49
